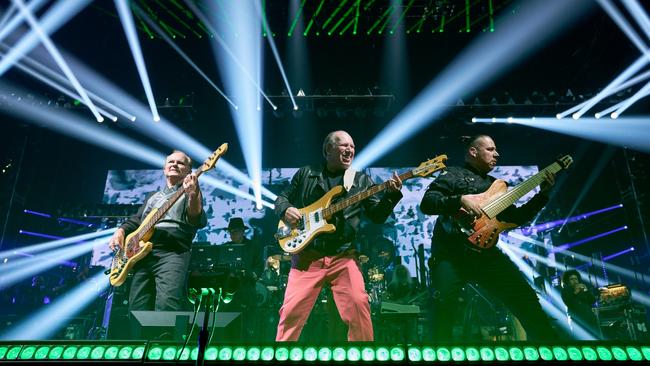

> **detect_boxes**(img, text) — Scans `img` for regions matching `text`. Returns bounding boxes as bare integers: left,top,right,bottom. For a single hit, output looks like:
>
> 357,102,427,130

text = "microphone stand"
196,288,215,366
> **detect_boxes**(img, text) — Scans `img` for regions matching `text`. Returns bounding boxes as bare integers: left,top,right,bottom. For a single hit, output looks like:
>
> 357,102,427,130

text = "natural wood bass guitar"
275,155,448,254
108,143,228,286
456,155,573,250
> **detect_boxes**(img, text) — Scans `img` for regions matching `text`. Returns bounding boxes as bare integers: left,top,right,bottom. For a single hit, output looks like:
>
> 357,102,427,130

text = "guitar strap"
343,168,357,192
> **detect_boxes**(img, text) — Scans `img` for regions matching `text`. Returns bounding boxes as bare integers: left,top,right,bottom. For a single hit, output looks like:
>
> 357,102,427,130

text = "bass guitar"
108,143,228,286
456,154,573,250
275,155,447,254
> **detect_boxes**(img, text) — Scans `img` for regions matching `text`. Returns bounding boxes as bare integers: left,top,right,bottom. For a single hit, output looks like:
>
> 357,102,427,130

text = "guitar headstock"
199,143,228,174
557,154,573,169
413,154,448,177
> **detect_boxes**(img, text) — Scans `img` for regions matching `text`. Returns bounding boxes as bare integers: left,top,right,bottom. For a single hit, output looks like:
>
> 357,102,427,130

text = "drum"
255,281,270,307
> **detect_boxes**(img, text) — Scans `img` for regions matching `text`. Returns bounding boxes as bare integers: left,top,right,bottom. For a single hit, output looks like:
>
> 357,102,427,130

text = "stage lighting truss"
267,93,395,119
0,342,649,363
93,0,514,40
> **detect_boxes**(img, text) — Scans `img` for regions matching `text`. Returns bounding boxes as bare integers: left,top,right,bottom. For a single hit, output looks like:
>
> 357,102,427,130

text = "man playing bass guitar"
420,135,559,341
108,150,207,312
274,130,403,341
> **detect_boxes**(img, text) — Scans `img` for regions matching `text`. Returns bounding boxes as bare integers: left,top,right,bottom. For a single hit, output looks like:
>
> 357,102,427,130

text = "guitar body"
276,185,344,253
456,180,517,250
275,155,448,254
109,208,158,286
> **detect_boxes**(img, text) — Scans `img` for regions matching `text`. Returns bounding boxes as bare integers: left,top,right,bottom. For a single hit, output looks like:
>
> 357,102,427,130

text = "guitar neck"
136,169,205,239
482,162,563,218
324,170,414,217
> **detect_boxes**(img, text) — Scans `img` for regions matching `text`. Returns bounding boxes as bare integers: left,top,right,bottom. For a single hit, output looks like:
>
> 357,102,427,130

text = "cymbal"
268,254,292,261
358,255,369,264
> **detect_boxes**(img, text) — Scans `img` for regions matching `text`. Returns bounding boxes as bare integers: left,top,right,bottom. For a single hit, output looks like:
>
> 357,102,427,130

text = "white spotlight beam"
0,0,49,43
28,45,277,201
353,0,592,169
593,70,650,118
561,69,650,119
11,0,103,122
207,1,265,209
0,228,115,261
132,5,238,110
621,0,650,40
0,82,275,207
612,79,650,117
182,0,277,110
257,1,298,110
473,117,650,153
568,0,650,118
1,271,110,340
9,48,137,121
0,0,91,75
7,54,118,121
0,237,102,290
0,4,16,31
0,81,163,165
114,0,160,122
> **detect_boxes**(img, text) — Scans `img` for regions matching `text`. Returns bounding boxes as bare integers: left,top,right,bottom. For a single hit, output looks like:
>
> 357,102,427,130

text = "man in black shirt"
420,135,556,341
108,150,207,311
274,130,403,341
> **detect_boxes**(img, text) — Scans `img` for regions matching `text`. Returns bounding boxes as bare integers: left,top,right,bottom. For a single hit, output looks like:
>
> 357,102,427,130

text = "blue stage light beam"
207,1,264,209
612,79,650,118
0,271,110,340
602,246,635,261
5,53,118,121
11,0,103,122
557,147,616,233
0,0,91,77
256,1,298,111
182,0,276,110
0,0,48,43
23,209,51,218
551,226,628,254
472,117,650,154
523,203,623,234
352,0,592,169
508,231,644,283
25,46,277,201
18,230,62,240
0,236,105,290
0,228,116,260
114,0,159,122
132,5,237,110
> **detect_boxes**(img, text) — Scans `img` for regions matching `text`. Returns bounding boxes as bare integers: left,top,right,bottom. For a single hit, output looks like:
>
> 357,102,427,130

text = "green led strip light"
1,343,649,362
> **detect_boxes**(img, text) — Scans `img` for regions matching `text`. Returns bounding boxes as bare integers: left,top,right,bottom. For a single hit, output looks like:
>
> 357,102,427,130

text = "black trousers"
428,247,556,341
128,247,191,312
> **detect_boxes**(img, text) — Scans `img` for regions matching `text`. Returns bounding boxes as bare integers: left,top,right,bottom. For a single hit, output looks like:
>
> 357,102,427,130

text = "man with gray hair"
274,130,403,341
108,150,207,313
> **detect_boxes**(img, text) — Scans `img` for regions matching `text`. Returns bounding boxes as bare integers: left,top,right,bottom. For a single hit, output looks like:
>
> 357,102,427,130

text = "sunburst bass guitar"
108,143,228,286
275,155,448,254
456,154,573,250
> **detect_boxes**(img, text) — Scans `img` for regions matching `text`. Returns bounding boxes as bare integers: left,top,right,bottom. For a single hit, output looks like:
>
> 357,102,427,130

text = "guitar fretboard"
322,170,415,218
482,161,564,218
130,168,206,244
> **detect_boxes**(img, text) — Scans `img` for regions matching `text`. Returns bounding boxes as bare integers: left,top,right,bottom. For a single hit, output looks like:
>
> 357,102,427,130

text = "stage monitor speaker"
130,311,241,342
